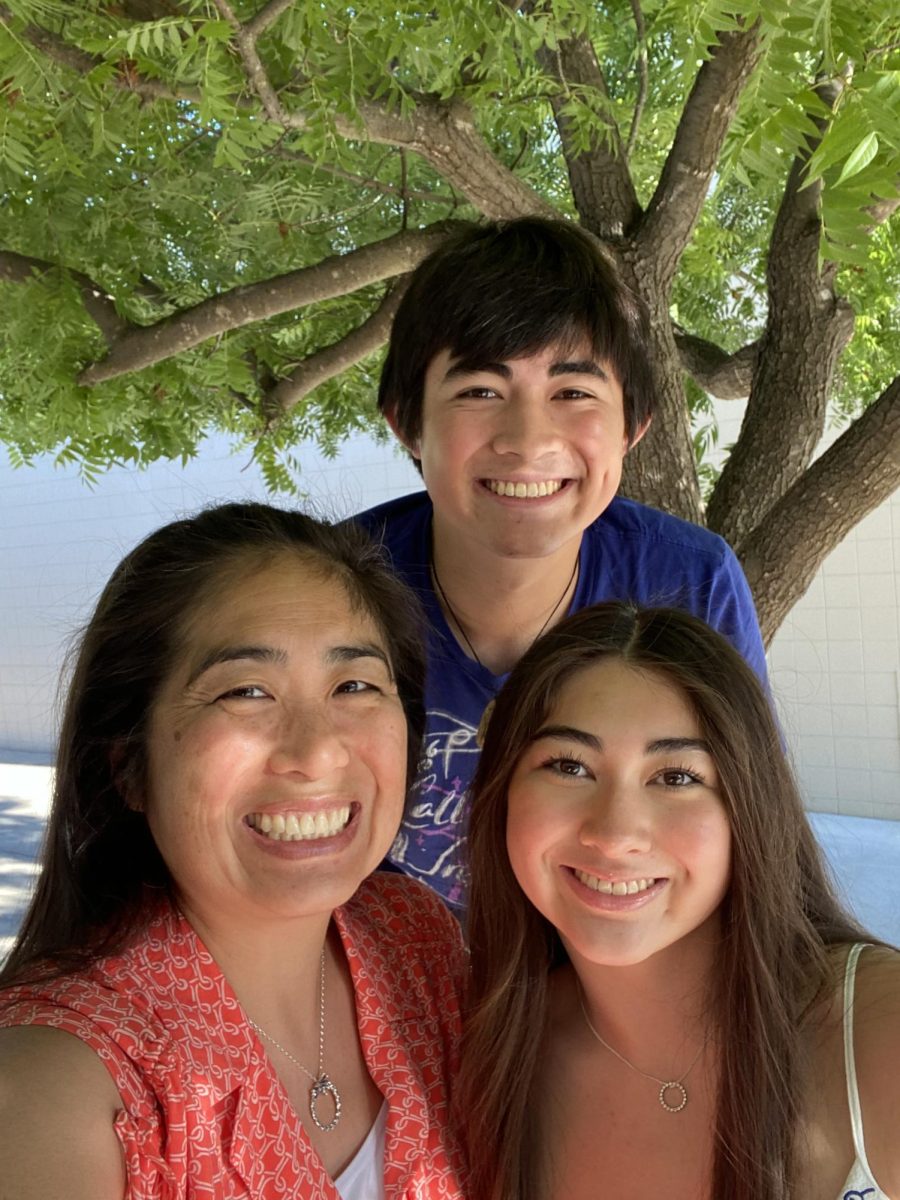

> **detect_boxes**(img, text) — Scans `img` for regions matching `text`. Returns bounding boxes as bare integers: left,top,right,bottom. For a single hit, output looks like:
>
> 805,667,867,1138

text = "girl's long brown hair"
459,603,868,1200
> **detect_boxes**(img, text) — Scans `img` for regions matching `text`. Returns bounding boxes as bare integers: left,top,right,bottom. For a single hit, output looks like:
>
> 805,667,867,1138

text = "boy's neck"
429,530,582,675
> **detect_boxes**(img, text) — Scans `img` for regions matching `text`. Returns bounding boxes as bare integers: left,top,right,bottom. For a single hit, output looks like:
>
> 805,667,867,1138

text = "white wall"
1,430,898,820
769,492,900,819
0,434,421,763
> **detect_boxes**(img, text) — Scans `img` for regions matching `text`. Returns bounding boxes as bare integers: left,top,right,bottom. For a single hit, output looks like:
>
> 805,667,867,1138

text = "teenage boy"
353,218,766,909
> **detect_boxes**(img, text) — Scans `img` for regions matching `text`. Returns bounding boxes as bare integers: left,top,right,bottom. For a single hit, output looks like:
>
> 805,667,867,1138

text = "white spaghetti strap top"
333,1100,388,1200
835,942,886,1200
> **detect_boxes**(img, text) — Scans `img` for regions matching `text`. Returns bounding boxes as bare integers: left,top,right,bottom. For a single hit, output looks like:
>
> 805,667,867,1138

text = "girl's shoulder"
841,944,900,1197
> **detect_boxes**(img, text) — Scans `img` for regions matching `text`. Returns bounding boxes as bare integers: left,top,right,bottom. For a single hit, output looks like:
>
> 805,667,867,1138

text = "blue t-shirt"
352,491,767,909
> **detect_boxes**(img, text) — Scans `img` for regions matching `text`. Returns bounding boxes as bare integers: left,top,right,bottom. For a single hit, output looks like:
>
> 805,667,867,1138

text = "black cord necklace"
429,551,580,670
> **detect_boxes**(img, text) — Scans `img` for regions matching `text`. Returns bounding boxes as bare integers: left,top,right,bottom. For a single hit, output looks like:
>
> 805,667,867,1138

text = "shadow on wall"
0,794,46,953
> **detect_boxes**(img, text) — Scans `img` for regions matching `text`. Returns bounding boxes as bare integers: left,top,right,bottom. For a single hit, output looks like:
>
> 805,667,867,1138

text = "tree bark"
706,82,856,547
618,247,703,523
638,24,763,292
537,34,642,238
739,375,900,643
78,226,456,385
261,280,408,420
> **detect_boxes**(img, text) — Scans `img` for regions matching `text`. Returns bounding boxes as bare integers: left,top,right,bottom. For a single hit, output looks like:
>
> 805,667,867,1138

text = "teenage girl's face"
505,659,731,968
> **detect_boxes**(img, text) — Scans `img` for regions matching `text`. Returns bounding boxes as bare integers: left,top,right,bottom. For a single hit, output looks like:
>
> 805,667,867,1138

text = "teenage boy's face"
395,341,647,561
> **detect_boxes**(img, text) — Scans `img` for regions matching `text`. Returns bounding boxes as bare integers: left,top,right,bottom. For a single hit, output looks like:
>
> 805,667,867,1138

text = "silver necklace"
577,985,707,1114
430,551,579,670
248,948,342,1133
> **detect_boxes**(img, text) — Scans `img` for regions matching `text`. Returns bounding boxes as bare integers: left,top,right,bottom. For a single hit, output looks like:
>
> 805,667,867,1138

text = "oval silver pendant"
310,1073,342,1132
658,1081,688,1113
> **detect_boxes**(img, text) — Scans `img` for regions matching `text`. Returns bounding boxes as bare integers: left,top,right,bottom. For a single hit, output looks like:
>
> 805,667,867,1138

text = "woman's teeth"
574,869,656,895
487,479,562,498
247,807,351,841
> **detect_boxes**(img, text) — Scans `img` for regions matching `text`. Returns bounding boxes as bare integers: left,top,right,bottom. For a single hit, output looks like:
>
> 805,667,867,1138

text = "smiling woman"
461,603,900,1200
0,504,466,1200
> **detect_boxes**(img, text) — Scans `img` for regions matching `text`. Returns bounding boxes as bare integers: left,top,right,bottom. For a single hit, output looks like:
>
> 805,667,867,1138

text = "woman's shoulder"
0,1024,126,1199
843,943,900,1195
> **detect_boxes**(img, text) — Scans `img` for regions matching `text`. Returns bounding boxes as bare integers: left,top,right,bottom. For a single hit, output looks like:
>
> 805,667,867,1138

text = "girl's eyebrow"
531,724,601,752
530,726,712,755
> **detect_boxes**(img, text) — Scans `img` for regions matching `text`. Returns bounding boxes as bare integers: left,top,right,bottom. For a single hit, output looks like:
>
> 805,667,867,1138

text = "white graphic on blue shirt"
387,709,479,908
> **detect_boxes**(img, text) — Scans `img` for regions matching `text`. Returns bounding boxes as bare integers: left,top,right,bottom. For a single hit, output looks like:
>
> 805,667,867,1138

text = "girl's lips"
563,865,668,911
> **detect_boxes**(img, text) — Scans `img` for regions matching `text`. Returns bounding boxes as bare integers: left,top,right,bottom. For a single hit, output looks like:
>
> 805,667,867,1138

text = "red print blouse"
0,874,467,1199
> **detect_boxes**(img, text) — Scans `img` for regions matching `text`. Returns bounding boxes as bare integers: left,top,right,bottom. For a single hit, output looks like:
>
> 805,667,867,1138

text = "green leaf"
834,130,879,186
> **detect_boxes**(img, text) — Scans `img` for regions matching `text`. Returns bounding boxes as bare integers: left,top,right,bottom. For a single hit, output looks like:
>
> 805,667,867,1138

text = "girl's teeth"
573,869,655,895
249,806,351,841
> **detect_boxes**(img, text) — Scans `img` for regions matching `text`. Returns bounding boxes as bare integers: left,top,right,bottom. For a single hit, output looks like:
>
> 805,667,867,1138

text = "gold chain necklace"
577,983,708,1114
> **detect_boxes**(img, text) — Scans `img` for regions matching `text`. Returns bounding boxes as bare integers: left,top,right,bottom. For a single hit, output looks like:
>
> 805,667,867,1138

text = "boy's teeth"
573,869,656,895
248,806,351,841
488,480,562,498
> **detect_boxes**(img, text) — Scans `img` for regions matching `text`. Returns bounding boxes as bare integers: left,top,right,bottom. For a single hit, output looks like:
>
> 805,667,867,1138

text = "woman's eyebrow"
188,645,286,686
326,643,392,671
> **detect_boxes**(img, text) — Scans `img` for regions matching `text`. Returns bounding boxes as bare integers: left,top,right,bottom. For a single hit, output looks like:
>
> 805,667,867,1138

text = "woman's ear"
109,743,143,812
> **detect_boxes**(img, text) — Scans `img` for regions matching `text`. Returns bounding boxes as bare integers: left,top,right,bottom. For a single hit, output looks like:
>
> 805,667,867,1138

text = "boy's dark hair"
379,217,655,447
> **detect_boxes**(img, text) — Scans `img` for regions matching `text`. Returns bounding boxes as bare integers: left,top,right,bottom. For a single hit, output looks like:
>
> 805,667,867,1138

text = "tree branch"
245,0,295,40
674,329,758,399
0,4,203,105
707,75,856,546
536,34,641,238
77,225,457,385
739,374,900,643
211,0,550,220
639,23,763,290
0,249,128,344
7,3,548,221
625,0,648,157
261,278,409,420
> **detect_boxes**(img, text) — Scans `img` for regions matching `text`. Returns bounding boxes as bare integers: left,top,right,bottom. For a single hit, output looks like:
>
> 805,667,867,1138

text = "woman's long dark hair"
1,503,425,987
460,603,868,1200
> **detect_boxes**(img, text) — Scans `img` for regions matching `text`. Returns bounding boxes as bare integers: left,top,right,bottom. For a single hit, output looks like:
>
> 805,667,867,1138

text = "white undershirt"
333,1100,388,1200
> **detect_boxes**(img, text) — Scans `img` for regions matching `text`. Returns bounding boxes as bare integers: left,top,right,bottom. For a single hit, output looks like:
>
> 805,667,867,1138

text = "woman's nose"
267,709,351,778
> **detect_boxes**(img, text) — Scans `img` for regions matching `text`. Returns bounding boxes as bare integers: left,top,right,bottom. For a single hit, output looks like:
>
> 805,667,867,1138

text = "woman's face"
140,553,408,930
505,658,731,968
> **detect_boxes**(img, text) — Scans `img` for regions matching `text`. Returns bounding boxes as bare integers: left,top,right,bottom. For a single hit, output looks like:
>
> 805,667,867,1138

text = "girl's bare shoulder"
848,945,900,1196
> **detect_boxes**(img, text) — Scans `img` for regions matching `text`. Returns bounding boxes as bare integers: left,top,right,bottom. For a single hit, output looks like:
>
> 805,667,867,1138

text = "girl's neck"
562,928,720,1066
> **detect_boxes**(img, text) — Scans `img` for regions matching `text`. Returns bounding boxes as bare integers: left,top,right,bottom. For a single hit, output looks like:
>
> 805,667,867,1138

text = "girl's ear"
109,743,143,812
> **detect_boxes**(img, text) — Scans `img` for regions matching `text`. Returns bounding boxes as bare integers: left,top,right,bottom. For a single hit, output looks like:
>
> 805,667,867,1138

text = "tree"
0,0,898,641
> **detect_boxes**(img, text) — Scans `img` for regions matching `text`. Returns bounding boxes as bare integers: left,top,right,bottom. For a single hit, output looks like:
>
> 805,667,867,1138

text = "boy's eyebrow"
549,359,609,380
443,359,511,381
529,726,712,755
441,358,609,381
